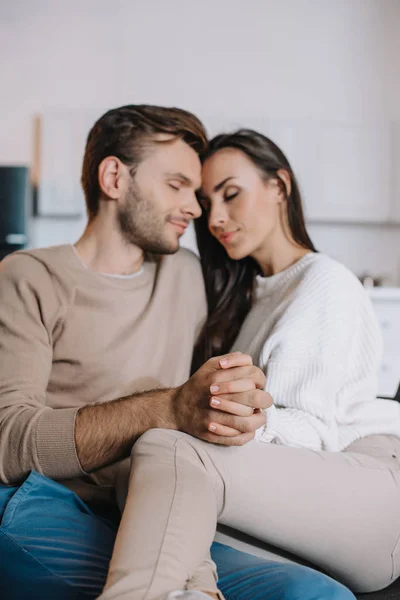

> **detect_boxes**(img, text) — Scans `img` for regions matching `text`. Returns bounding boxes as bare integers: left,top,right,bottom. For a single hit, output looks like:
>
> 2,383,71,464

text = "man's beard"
117,179,179,255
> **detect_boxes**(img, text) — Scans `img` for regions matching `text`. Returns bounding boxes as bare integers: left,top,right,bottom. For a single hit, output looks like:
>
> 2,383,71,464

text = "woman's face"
200,148,286,262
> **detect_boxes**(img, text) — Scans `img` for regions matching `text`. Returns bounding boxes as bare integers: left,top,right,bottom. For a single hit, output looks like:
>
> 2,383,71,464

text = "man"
0,105,353,600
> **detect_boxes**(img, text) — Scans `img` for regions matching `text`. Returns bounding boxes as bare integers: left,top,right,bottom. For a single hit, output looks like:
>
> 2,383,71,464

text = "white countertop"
366,287,400,300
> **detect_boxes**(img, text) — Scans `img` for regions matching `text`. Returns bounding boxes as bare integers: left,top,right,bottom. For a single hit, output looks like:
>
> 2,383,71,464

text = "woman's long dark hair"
191,129,316,373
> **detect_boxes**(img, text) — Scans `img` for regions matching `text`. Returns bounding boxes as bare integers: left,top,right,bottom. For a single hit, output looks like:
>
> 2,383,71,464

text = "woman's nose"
209,204,227,228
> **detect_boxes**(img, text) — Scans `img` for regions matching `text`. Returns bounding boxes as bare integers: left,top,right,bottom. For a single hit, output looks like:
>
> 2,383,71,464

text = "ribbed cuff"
35,407,85,479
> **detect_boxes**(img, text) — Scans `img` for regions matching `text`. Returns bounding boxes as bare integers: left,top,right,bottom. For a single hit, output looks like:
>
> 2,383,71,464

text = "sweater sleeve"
256,263,382,451
0,254,84,484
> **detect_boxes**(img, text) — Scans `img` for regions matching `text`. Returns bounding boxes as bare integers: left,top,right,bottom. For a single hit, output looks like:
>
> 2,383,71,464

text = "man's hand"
75,352,272,472
173,352,272,446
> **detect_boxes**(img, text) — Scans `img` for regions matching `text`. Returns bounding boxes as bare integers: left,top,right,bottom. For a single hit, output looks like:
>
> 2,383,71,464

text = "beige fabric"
100,430,400,598
0,245,206,504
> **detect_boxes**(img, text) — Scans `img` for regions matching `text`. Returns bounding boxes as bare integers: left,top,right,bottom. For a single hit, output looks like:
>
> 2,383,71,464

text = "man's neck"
74,218,144,276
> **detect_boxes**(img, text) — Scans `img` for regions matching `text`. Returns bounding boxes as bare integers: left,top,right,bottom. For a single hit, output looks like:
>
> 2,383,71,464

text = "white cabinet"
267,120,392,224
37,110,102,217
391,122,400,223
37,111,398,225
368,288,400,398
266,120,320,220
316,123,391,223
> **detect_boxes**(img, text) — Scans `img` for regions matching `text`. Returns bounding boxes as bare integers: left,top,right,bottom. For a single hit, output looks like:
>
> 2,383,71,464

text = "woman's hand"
207,352,272,438
173,352,272,446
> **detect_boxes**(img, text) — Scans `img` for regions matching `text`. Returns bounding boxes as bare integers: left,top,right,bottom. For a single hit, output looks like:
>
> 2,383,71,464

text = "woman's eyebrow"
213,176,237,192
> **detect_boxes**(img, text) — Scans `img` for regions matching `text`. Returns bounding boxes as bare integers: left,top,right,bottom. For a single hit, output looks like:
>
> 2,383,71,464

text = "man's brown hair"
81,105,208,219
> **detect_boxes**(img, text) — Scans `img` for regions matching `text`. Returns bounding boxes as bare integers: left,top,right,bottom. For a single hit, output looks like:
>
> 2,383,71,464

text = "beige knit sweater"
0,245,206,504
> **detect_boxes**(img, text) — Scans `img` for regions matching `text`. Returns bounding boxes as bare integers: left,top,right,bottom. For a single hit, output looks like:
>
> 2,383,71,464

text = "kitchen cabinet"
368,288,400,399
391,122,400,223
315,123,391,223
37,110,103,217
267,120,392,224
36,111,397,225
266,119,320,220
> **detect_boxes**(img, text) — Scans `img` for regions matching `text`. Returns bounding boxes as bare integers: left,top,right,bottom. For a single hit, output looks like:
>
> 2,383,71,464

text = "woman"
101,130,400,600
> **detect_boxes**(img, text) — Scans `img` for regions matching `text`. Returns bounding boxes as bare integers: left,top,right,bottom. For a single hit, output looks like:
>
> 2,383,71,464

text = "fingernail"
210,385,220,393
219,359,228,367
209,424,217,432
210,397,221,406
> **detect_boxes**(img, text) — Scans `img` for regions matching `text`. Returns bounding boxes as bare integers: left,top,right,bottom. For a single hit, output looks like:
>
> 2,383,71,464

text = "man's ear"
98,156,123,200
276,168,291,200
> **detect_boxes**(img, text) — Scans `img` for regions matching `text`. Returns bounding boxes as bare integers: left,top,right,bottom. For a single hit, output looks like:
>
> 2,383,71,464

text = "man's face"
118,137,202,254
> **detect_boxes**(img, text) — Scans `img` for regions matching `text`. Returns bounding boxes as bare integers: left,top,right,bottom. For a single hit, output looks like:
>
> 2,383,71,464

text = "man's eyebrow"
213,176,237,192
165,172,202,192
165,172,193,185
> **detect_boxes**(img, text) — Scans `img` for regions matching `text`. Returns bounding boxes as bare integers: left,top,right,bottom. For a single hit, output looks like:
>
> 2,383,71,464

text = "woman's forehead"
202,148,258,189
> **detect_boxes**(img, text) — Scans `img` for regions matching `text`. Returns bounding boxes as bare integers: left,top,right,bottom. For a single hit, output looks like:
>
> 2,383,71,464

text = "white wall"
1,0,400,281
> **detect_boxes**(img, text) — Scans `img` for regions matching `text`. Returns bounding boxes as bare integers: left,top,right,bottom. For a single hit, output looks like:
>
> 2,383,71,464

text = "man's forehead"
143,136,202,183
152,132,178,143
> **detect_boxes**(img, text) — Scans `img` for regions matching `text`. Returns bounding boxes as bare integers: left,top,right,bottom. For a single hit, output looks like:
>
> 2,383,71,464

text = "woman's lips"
219,230,238,244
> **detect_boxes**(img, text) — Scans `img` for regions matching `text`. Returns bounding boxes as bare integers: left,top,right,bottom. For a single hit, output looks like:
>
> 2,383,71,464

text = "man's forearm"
75,388,177,472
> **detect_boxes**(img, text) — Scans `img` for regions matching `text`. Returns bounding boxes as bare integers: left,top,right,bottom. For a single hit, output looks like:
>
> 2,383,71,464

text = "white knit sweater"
231,252,400,451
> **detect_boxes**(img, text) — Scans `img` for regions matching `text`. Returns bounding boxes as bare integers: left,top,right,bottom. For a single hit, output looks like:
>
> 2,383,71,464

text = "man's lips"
168,218,189,233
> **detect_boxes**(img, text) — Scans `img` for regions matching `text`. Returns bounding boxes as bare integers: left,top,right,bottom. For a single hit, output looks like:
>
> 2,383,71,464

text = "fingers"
217,352,253,369
204,431,255,447
208,409,266,436
209,375,268,397
210,396,254,417
210,378,256,395
208,423,242,436
211,365,267,392
218,357,266,390
203,353,266,396
210,389,272,415
207,352,253,372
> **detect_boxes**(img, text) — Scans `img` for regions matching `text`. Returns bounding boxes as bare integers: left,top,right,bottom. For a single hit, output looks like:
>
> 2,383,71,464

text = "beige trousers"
98,430,400,600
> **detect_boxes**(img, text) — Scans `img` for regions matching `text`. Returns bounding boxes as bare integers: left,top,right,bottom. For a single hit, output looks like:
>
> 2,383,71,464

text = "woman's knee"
115,430,184,510
131,429,213,474
131,428,183,457
339,553,396,594
131,428,217,462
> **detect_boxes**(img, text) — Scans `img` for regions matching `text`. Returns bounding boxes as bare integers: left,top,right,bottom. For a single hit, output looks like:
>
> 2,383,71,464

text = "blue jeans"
0,471,354,600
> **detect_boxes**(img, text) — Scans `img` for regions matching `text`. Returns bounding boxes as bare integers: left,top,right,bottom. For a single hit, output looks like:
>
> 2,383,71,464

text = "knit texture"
0,245,207,502
232,252,400,451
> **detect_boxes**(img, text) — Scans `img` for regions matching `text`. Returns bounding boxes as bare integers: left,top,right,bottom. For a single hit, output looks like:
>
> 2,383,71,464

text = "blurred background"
0,0,400,282
2,0,400,397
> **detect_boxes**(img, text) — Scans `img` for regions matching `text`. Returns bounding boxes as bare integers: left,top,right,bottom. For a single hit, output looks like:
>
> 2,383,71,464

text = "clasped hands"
173,352,273,446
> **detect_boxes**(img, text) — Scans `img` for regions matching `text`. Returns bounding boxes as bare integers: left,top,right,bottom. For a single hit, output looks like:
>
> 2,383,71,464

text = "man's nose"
182,193,202,219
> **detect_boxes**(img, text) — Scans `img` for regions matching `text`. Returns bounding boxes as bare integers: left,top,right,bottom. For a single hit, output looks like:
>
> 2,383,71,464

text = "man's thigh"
0,471,353,600
211,542,354,600
0,471,117,600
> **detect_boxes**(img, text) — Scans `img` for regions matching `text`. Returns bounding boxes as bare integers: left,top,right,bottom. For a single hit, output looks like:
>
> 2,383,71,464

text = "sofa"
215,525,400,600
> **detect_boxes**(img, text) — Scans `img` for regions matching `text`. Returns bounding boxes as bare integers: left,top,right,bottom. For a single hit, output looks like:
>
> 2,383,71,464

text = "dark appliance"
0,166,29,260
